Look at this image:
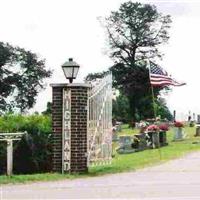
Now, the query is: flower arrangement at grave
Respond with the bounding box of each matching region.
[145,124,160,148]
[146,124,160,132]
[174,121,184,128]
[139,121,149,133]
[158,124,169,131]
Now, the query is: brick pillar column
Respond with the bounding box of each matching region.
[51,83,91,173]
[52,86,63,172]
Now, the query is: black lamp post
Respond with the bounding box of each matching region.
[62,58,80,83]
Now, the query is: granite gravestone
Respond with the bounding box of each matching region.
[195,114,200,136]
[117,136,135,154]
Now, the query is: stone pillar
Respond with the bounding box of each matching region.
[51,83,90,173]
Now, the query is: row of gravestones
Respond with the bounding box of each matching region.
[112,114,200,155]
[195,115,200,136]
[114,125,200,154]
[114,131,168,154]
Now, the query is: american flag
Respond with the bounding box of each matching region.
[149,62,186,87]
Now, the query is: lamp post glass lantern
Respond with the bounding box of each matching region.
[62,58,80,83]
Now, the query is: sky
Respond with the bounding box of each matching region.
[0,0,200,120]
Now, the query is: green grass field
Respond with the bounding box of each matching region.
[1,125,200,185]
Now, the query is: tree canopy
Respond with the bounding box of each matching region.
[0,42,52,113]
[86,1,172,121]
[104,1,171,65]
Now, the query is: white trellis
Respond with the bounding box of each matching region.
[87,73,112,166]
[0,132,26,175]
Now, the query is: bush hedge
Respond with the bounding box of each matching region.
[0,114,52,174]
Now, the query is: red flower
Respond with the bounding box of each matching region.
[146,124,159,132]
[174,121,184,127]
[159,124,169,131]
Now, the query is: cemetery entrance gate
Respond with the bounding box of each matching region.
[87,73,113,166]
[51,73,112,173]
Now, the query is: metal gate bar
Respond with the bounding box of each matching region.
[87,73,112,166]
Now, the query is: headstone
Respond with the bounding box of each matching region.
[119,136,132,147]
[159,131,168,146]
[146,132,160,148]
[116,125,122,132]
[193,113,196,122]
[116,136,135,154]
[152,132,160,148]
[135,122,140,129]
[195,124,200,137]
[173,127,184,141]
[112,127,118,141]
[195,115,200,136]
[133,133,148,150]
[116,122,122,132]
[197,115,200,124]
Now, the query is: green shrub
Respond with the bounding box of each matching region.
[0,114,52,174]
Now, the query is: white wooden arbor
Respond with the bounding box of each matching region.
[0,132,26,176]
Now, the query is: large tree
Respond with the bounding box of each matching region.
[86,2,172,121]
[106,2,171,117]
[0,42,52,113]
[104,1,171,65]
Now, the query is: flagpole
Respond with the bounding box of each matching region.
[147,60,157,119]
[151,86,157,119]
[147,60,161,160]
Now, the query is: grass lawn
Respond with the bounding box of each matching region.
[1,125,200,185]
[90,125,200,175]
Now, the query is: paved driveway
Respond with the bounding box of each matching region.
[1,152,200,199]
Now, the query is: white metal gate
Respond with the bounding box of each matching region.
[87,73,113,166]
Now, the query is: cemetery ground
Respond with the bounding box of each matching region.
[1,125,200,185]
